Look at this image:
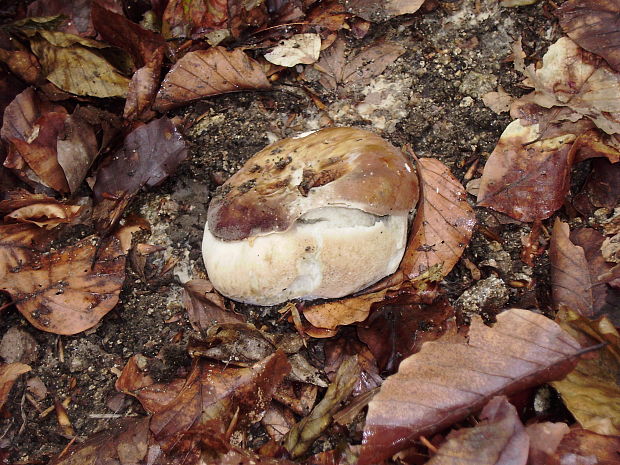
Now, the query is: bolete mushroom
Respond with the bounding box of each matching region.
[202,127,419,306]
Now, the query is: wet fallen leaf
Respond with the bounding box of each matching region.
[552,427,620,465]
[477,119,578,222]
[0,233,126,335]
[93,117,188,204]
[154,47,271,111]
[1,87,70,192]
[315,37,405,92]
[426,396,529,465]
[265,34,321,67]
[550,219,620,322]
[0,31,42,84]
[556,0,620,73]
[27,0,124,38]
[552,310,620,436]
[284,356,360,458]
[4,202,82,229]
[28,31,130,98]
[343,0,424,21]
[357,297,454,374]
[262,403,296,442]
[150,351,290,445]
[182,279,244,331]
[0,223,51,283]
[0,362,31,409]
[359,308,582,464]
[91,2,166,120]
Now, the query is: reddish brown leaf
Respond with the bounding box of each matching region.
[401,157,475,280]
[556,0,620,73]
[182,279,244,331]
[477,119,577,222]
[550,219,620,323]
[93,117,188,202]
[573,159,620,216]
[123,48,165,121]
[426,396,529,465]
[303,289,388,330]
[27,0,124,38]
[552,427,620,465]
[0,234,126,335]
[359,308,582,464]
[150,351,290,443]
[162,0,229,38]
[324,331,382,395]
[525,422,570,465]
[357,297,454,374]
[48,417,151,465]
[0,362,31,409]
[1,87,70,192]
[154,47,271,111]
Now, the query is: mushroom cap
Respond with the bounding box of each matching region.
[207,127,419,241]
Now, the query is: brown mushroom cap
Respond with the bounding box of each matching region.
[207,127,419,241]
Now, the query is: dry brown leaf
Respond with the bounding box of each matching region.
[550,219,620,322]
[426,396,529,465]
[552,310,620,436]
[315,37,405,92]
[150,351,290,445]
[0,223,51,284]
[0,362,31,409]
[56,112,98,193]
[359,308,582,465]
[28,32,130,98]
[0,234,126,335]
[0,189,84,229]
[552,427,620,465]
[401,157,476,280]
[26,0,124,38]
[556,0,620,73]
[182,279,244,331]
[1,87,70,192]
[303,289,388,330]
[477,119,578,222]
[522,37,620,135]
[343,0,424,21]
[153,47,271,111]
[525,422,570,465]
[550,219,594,317]
[265,34,321,67]
[482,87,513,114]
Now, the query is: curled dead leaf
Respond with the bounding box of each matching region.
[0,362,31,409]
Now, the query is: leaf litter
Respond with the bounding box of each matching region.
[0,0,619,464]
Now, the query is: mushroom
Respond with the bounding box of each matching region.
[202,127,419,306]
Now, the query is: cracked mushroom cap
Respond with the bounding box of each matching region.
[203,127,419,306]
